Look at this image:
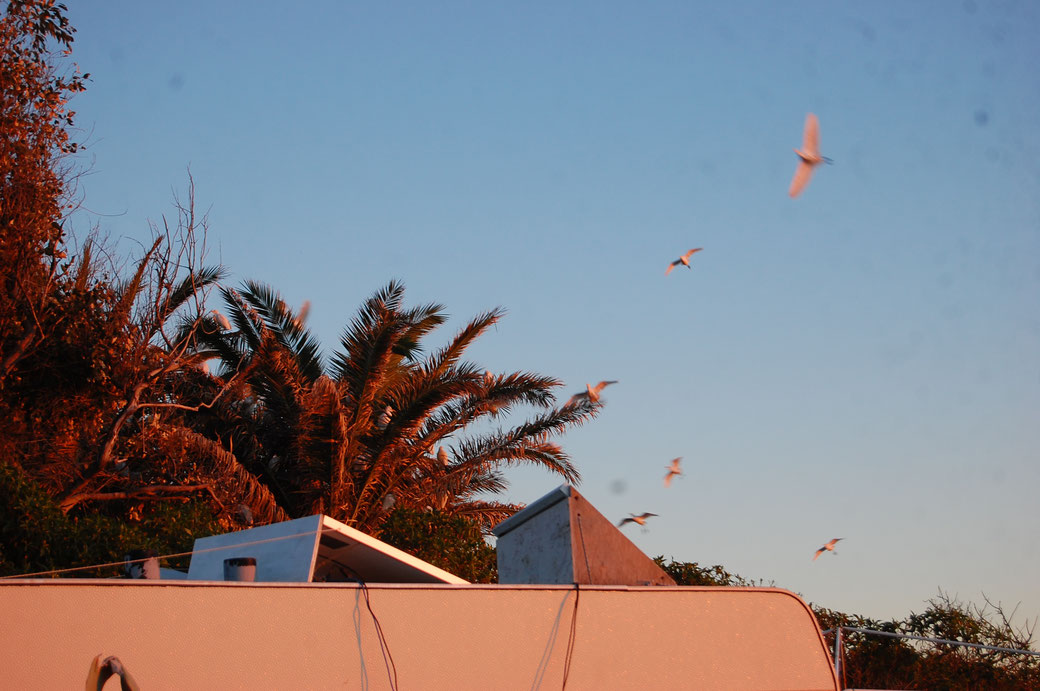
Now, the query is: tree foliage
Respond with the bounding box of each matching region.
[817,593,1039,690]
[0,0,86,385]
[195,279,602,534]
[379,506,497,583]
[658,557,1039,689]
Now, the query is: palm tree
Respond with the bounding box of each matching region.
[207,280,600,534]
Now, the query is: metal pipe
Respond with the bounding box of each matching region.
[837,625,1040,657]
[834,625,842,683]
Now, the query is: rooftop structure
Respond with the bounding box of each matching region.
[186,513,466,584]
[493,484,675,586]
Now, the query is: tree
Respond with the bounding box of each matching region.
[0,0,86,385]
[200,280,602,534]
[661,557,1039,689]
[379,507,497,583]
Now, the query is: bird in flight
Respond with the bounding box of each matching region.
[568,380,618,405]
[789,113,832,198]
[813,538,843,561]
[618,512,658,529]
[665,248,703,275]
[664,458,682,487]
[291,300,311,330]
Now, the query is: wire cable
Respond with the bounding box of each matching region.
[358,579,399,691]
[561,582,580,689]
[0,526,337,579]
[335,563,398,691]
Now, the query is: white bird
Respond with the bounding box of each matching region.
[664,458,682,487]
[292,300,311,329]
[618,512,657,529]
[568,380,618,405]
[437,446,450,467]
[789,113,832,198]
[212,310,231,331]
[382,492,396,512]
[813,537,843,561]
[665,248,703,276]
[234,504,254,526]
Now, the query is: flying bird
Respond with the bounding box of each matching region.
[664,458,682,487]
[291,300,311,329]
[665,248,703,275]
[568,380,618,405]
[789,113,832,198]
[618,512,658,529]
[813,538,843,561]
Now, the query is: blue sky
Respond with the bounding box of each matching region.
[65,1,1038,624]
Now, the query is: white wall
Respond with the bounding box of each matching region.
[1,581,838,690]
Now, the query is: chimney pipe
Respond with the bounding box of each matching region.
[223,557,257,582]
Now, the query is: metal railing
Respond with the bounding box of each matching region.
[822,625,1040,687]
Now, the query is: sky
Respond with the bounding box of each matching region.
[64,1,1039,625]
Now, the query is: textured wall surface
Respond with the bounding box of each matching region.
[1,581,837,690]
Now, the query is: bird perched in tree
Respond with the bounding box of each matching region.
[234,504,254,526]
[618,512,657,529]
[813,537,843,561]
[665,248,703,275]
[568,380,618,405]
[382,492,396,512]
[376,405,393,430]
[664,458,682,487]
[212,310,231,331]
[437,446,450,467]
[789,113,832,198]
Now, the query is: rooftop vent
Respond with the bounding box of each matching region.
[187,514,467,584]
[492,485,675,586]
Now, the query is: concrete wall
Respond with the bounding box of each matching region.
[494,485,675,586]
[0,580,838,690]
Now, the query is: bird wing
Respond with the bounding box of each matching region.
[789,160,815,198]
[618,517,633,527]
[684,248,703,260]
[664,472,673,488]
[813,548,824,561]
[665,260,678,275]
[594,380,618,392]
[802,113,819,156]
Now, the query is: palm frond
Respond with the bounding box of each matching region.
[112,237,162,324]
[166,428,289,525]
[164,264,227,319]
[422,308,504,378]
